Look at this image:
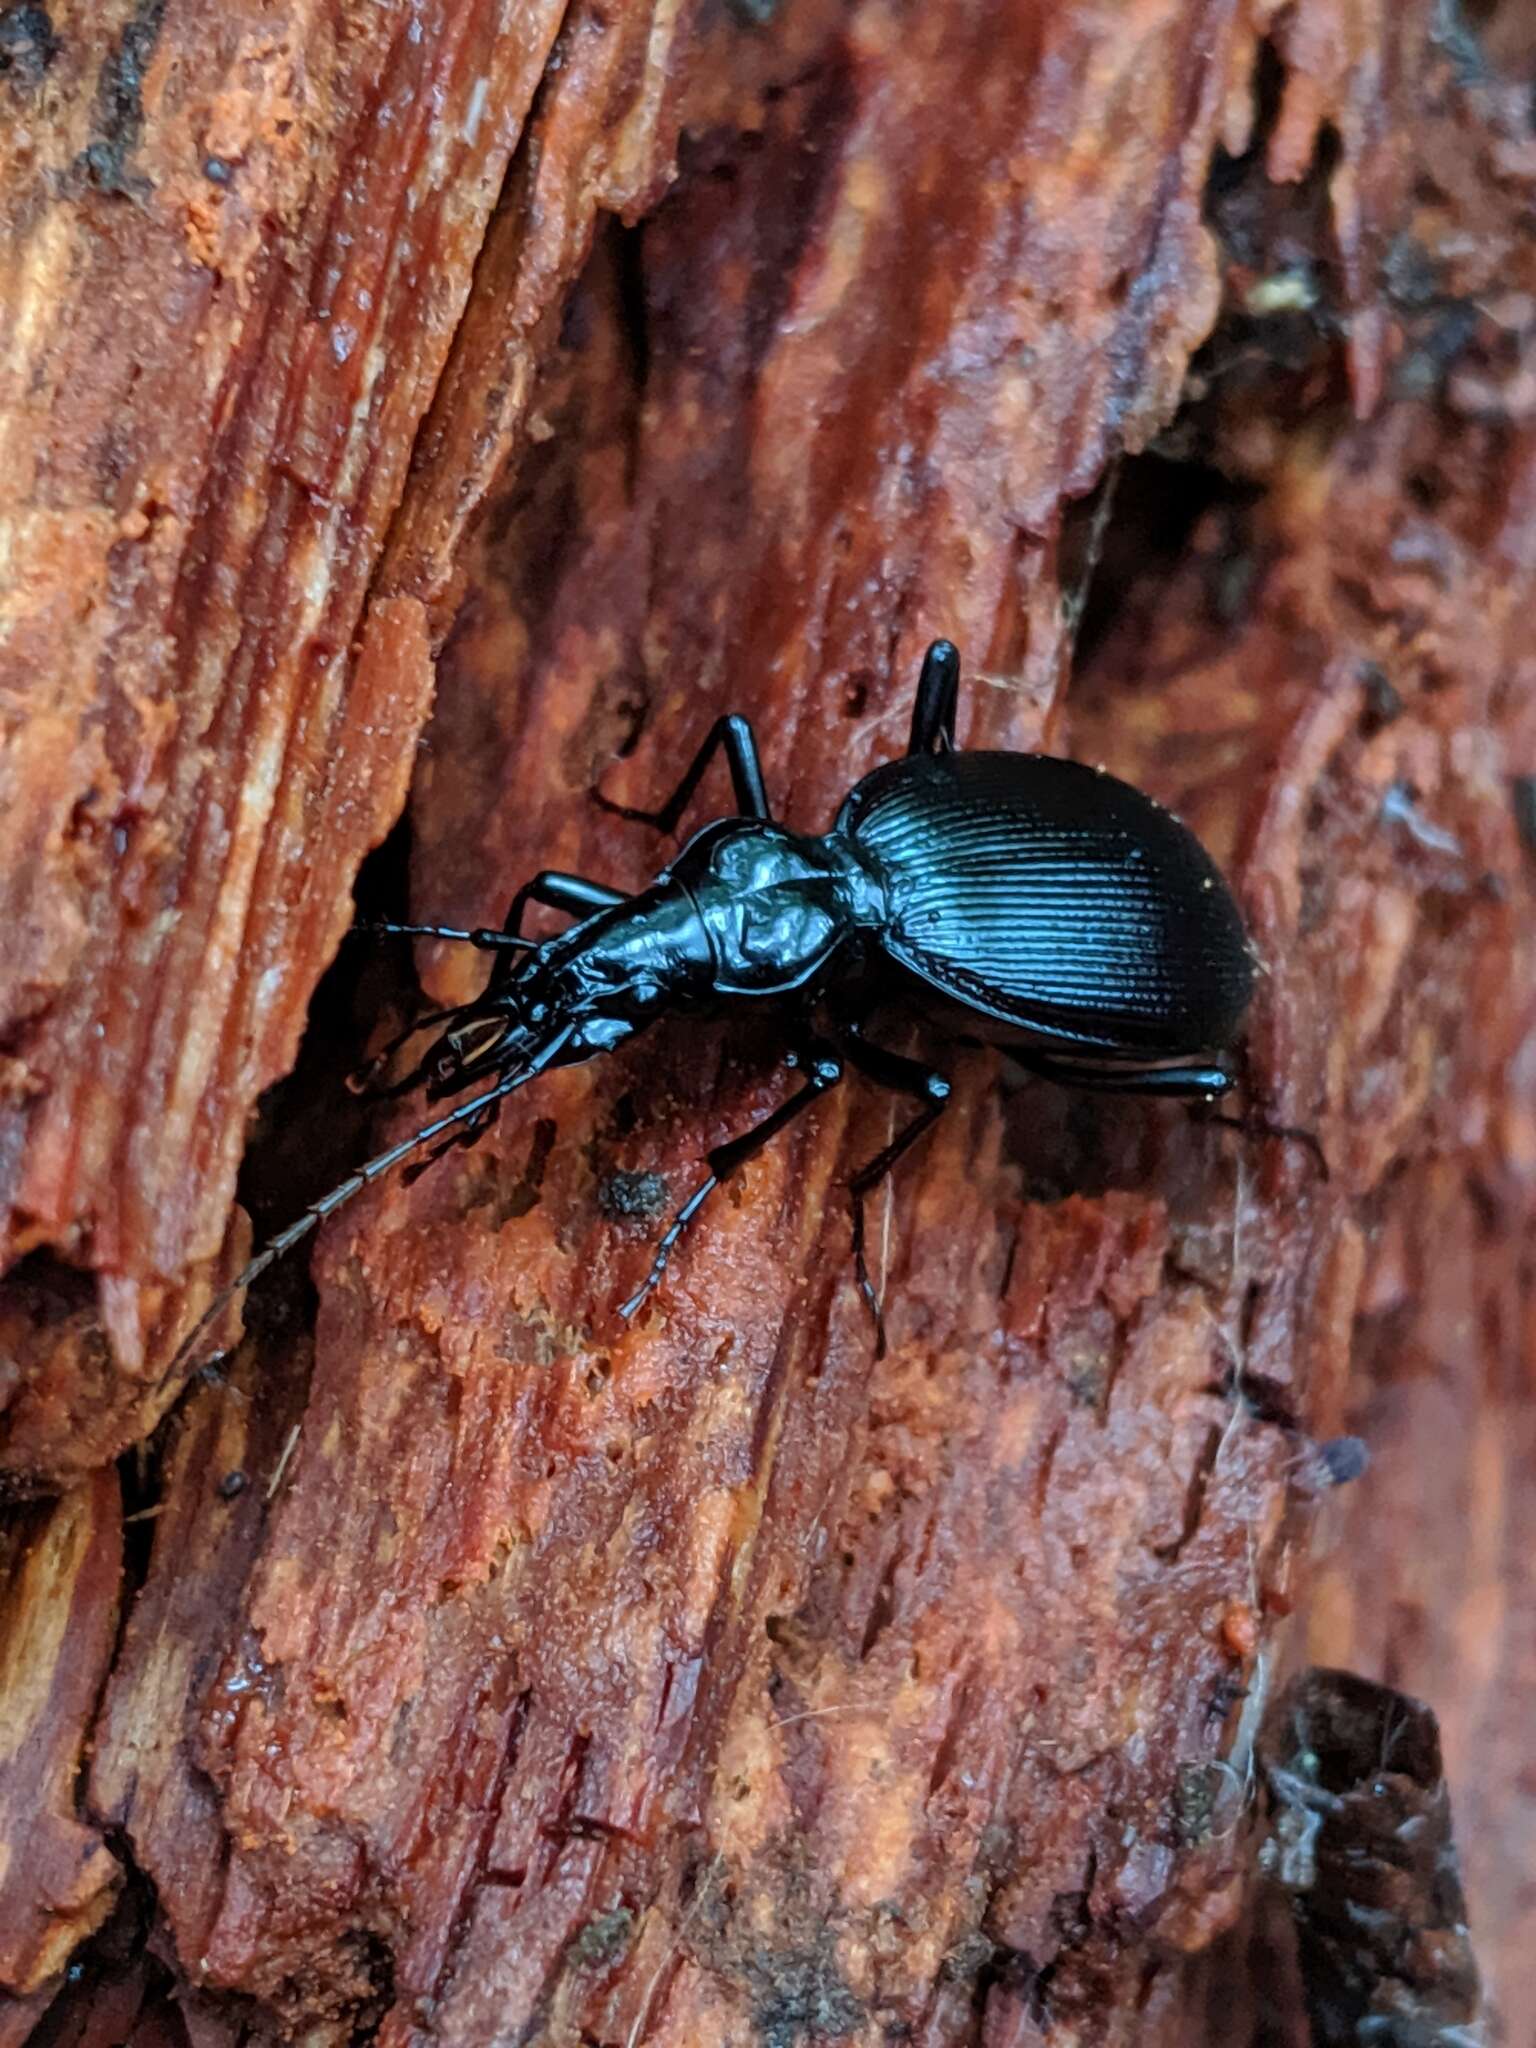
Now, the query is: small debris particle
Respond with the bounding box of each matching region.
[569,1906,635,1968]
[597,1169,669,1222]
[1205,1677,1248,1726]
[1380,780,1463,858]
[939,1930,996,1983]
[1358,661,1404,730]
[1220,1600,1259,1659]
[266,1421,301,1501]
[0,3,60,89]
[218,1469,248,1499]
[1305,1434,1369,1491]
[747,1940,864,2048]
[1244,269,1318,316]
[1174,1761,1223,1846]
[73,0,166,197]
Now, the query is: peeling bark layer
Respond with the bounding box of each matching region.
[3,0,1534,2040]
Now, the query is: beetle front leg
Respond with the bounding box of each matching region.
[354,869,628,983]
[353,918,537,953]
[595,713,772,833]
[490,872,629,987]
[617,1038,842,1319]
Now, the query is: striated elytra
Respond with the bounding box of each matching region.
[181,641,1256,1362]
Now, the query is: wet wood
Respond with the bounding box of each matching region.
[2,0,1533,2040]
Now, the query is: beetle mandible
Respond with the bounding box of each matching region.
[191,640,1255,1358]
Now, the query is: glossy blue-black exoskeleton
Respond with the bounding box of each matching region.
[200,641,1255,1354]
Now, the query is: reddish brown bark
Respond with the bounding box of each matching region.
[0,1472,121,2004]
[0,0,675,1483]
[2,0,1533,2042]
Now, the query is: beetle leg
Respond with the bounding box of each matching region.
[356,872,627,981]
[491,872,629,987]
[353,919,538,953]
[1011,1053,1237,1098]
[838,1034,952,1357]
[617,1040,842,1319]
[905,639,962,756]
[1010,1055,1327,1171]
[594,714,771,834]
[1195,1041,1329,1174]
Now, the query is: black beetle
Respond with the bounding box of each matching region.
[185,640,1255,1358]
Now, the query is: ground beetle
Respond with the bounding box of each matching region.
[188,641,1255,1358]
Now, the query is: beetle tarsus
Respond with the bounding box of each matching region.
[618,1172,719,1318]
[849,1188,889,1360]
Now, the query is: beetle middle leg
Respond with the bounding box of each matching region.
[838,1032,952,1356]
[617,1038,843,1319]
[595,713,771,833]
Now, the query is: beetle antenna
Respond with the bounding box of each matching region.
[163,1026,575,1390]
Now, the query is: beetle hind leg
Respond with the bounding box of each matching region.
[1010,1052,1238,1098]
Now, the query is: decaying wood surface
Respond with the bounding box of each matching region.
[2,0,1534,2041]
[0,0,690,1482]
